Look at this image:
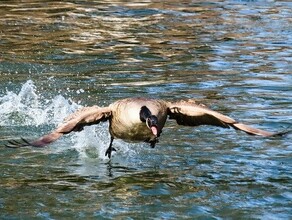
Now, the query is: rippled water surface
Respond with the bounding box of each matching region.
[0,0,291,219]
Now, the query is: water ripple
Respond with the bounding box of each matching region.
[0,1,291,219]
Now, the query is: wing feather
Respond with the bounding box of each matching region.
[168,100,276,137]
[5,106,112,148]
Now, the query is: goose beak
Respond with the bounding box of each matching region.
[146,116,159,137]
[150,126,158,137]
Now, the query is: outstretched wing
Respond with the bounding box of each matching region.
[167,100,277,137]
[6,106,112,148]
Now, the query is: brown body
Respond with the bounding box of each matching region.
[109,98,168,142]
[6,97,283,158]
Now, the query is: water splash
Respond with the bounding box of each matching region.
[0,80,45,126]
[0,80,135,160]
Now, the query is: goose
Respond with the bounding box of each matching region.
[6,97,283,158]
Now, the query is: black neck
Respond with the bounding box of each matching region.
[139,106,152,122]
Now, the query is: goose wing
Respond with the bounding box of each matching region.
[167,100,276,137]
[6,106,112,148]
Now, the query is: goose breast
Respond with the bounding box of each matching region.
[109,98,168,141]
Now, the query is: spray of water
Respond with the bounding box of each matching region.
[0,80,136,160]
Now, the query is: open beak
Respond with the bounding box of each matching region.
[150,126,158,137]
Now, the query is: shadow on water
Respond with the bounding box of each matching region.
[0,0,291,219]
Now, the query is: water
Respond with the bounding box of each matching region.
[0,0,291,219]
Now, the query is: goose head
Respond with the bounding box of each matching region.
[146,115,158,136]
[140,106,158,136]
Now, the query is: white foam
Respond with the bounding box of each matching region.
[0,80,135,160]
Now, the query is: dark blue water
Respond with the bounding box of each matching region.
[0,0,291,219]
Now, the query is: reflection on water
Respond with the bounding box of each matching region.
[0,0,291,219]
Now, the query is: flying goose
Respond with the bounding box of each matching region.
[6,97,282,158]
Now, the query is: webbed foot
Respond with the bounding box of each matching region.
[105,136,115,159]
[150,138,158,148]
[105,146,116,158]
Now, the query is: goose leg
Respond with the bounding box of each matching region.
[149,138,158,148]
[150,141,156,148]
[105,136,116,159]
